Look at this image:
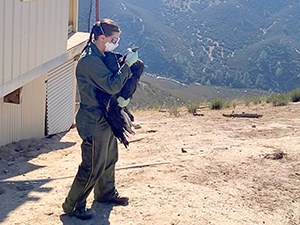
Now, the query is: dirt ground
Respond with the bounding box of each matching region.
[0,103,299,225]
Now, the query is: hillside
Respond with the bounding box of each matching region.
[128,74,269,108]
[0,102,299,224]
[79,0,300,92]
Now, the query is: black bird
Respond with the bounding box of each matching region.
[97,51,144,148]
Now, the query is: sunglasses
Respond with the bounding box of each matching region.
[99,24,120,44]
[110,37,120,44]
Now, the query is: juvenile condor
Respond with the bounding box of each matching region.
[96,51,144,148]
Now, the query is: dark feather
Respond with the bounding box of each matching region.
[100,51,144,148]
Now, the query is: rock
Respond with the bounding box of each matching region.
[16,183,35,191]
[0,186,6,195]
[181,148,187,153]
[193,112,204,116]
[146,130,157,133]
[7,161,14,166]
[133,124,142,129]
[264,152,286,160]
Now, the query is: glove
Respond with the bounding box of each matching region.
[125,48,138,67]
[117,96,130,107]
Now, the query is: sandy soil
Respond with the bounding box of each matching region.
[0,103,299,225]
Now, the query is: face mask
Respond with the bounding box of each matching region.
[105,42,119,52]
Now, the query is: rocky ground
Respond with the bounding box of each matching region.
[0,103,299,225]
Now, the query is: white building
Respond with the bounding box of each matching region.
[0,0,89,146]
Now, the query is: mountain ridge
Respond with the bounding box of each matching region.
[78,0,300,92]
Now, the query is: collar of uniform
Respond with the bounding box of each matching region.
[90,42,105,60]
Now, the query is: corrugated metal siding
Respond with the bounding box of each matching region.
[0,2,4,86]
[46,60,76,135]
[0,0,69,86]
[0,75,46,147]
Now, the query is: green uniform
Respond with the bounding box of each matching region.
[62,43,131,214]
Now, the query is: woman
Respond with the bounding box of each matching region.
[62,18,139,220]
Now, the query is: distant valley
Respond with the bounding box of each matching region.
[78,0,300,92]
[129,73,269,108]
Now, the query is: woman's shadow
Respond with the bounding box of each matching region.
[60,202,114,225]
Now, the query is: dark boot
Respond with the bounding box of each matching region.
[72,207,95,220]
[67,200,95,220]
[96,194,129,206]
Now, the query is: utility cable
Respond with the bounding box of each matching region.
[88,0,93,32]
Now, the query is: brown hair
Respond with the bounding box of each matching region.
[82,18,120,53]
[100,18,120,36]
[93,18,120,40]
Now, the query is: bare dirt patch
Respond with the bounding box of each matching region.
[0,103,299,225]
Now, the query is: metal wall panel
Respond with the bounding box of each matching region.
[0,75,46,147]
[3,0,13,83]
[0,0,69,86]
[12,1,21,78]
[0,1,4,85]
[46,60,75,135]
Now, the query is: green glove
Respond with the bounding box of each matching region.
[117,96,130,107]
[125,48,138,67]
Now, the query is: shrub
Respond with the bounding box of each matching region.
[210,99,224,110]
[168,106,181,117]
[243,96,264,106]
[231,101,237,109]
[267,93,290,106]
[244,97,252,107]
[252,97,263,105]
[186,102,199,114]
[291,88,300,102]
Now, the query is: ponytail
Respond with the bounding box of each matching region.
[81,23,100,54]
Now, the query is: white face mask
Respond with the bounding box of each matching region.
[105,41,119,52]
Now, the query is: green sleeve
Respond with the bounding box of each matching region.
[80,55,131,95]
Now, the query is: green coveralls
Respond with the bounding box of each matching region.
[62,43,131,213]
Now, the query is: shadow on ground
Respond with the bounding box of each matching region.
[0,133,76,223]
[60,202,114,225]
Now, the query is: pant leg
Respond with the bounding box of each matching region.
[62,117,113,213]
[94,132,119,201]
